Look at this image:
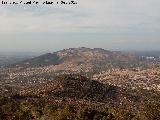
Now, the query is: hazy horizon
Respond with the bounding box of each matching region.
[1,47,160,56]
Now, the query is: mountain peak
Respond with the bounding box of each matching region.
[12,47,137,67]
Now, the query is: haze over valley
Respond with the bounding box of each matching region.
[1,0,160,119]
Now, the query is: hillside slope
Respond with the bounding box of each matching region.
[12,47,137,67]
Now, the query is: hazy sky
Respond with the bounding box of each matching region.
[0,0,160,52]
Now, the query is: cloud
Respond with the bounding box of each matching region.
[0,0,160,51]
[1,0,160,33]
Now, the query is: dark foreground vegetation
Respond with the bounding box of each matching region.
[0,95,160,120]
[1,74,160,120]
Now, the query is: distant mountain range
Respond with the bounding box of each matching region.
[12,47,138,67]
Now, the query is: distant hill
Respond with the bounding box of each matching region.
[12,47,137,67]
[12,53,61,67]
[134,51,160,57]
